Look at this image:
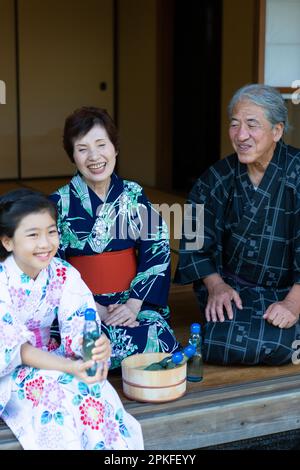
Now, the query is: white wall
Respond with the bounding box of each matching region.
[265,0,300,86]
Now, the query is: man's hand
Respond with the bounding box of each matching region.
[263,301,299,328]
[203,273,243,322]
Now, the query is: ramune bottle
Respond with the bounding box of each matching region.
[143,345,196,370]
[171,345,196,367]
[82,308,100,376]
[187,323,203,382]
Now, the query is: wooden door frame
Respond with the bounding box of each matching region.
[155,0,174,192]
[256,0,266,83]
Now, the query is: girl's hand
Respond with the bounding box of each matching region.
[70,358,108,384]
[263,301,299,328]
[105,303,139,327]
[78,333,111,362]
[77,333,111,382]
[91,333,111,362]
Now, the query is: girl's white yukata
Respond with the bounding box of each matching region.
[0,255,143,450]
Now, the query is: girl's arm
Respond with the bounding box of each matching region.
[21,342,74,373]
[21,341,108,384]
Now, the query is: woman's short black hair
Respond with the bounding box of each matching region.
[63,106,119,162]
[0,188,57,260]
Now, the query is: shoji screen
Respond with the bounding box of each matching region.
[18,0,114,178]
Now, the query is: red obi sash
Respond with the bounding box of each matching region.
[68,248,137,294]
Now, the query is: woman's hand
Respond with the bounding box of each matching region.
[95,301,110,322]
[263,301,299,328]
[105,300,140,327]
[70,357,108,384]
[204,274,243,322]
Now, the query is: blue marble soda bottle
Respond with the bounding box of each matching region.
[187,323,203,382]
[82,308,100,376]
[144,345,196,370]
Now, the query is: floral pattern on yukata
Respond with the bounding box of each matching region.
[0,255,143,449]
[50,173,180,367]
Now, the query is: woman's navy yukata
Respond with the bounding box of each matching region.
[50,173,179,369]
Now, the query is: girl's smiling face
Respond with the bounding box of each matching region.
[1,210,59,279]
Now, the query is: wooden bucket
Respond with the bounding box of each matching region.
[121,352,186,403]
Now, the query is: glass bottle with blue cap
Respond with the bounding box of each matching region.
[82,308,101,376]
[187,322,203,382]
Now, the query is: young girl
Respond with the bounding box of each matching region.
[0,188,143,450]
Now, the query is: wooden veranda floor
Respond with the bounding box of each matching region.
[2,285,300,450]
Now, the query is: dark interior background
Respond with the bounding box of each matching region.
[172,0,222,192]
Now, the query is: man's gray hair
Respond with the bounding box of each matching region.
[228,83,289,133]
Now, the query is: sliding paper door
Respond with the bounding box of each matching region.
[18,0,114,177]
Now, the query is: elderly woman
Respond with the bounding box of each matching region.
[49,106,179,369]
[175,84,300,365]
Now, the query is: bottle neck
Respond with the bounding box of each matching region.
[190,334,201,350]
[84,320,99,331]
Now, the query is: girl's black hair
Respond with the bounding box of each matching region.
[0,188,57,261]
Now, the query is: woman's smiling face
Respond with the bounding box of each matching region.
[73,124,117,189]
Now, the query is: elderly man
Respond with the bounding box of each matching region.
[175,84,300,365]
